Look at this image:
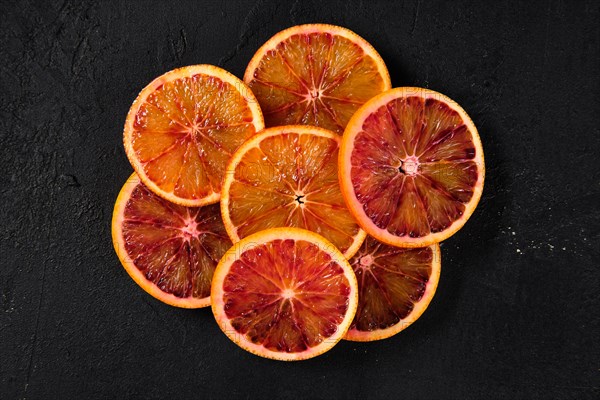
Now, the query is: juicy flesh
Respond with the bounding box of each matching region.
[350,237,432,332]
[131,74,258,200]
[121,182,232,299]
[228,132,362,254]
[223,239,351,353]
[248,32,387,133]
[351,97,480,238]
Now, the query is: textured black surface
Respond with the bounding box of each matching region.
[1,0,599,399]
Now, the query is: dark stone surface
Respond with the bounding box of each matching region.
[1,0,598,398]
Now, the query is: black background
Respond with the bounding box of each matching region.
[1,0,599,399]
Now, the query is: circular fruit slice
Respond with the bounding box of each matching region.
[345,236,440,341]
[221,125,366,258]
[211,227,358,360]
[340,87,485,247]
[124,65,264,207]
[112,173,232,308]
[244,24,391,134]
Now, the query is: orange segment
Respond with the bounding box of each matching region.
[340,87,485,248]
[211,228,358,360]
[345,237,441,341]
[221,125,366,258]
[124,65,264,207]
[111,173,232,308]
[245,24,391,133]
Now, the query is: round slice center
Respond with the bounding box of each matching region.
[359,254,374,267]
[181,218,200,237]
[281,288,296,299]
[399,156,420,176]
[294,192,306,206]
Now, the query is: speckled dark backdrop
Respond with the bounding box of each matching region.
[1,0,599,399]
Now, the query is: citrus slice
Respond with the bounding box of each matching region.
[211,227,358,360]
[345,236,440,341]
[244,24,391,133]
[111,173,232,308]
[340,87,485,247]
[221,125,366,258]
[123,65,264,207]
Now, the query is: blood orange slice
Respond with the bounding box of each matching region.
[111,173,232,308]
[345,237,440,341]
[211,227,358,360]
[221,125,366,258]
[244,24,391,133]
[123,65,264,207]
[340,87,485,247]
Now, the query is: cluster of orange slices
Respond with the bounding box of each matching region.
[112,24,484,361]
